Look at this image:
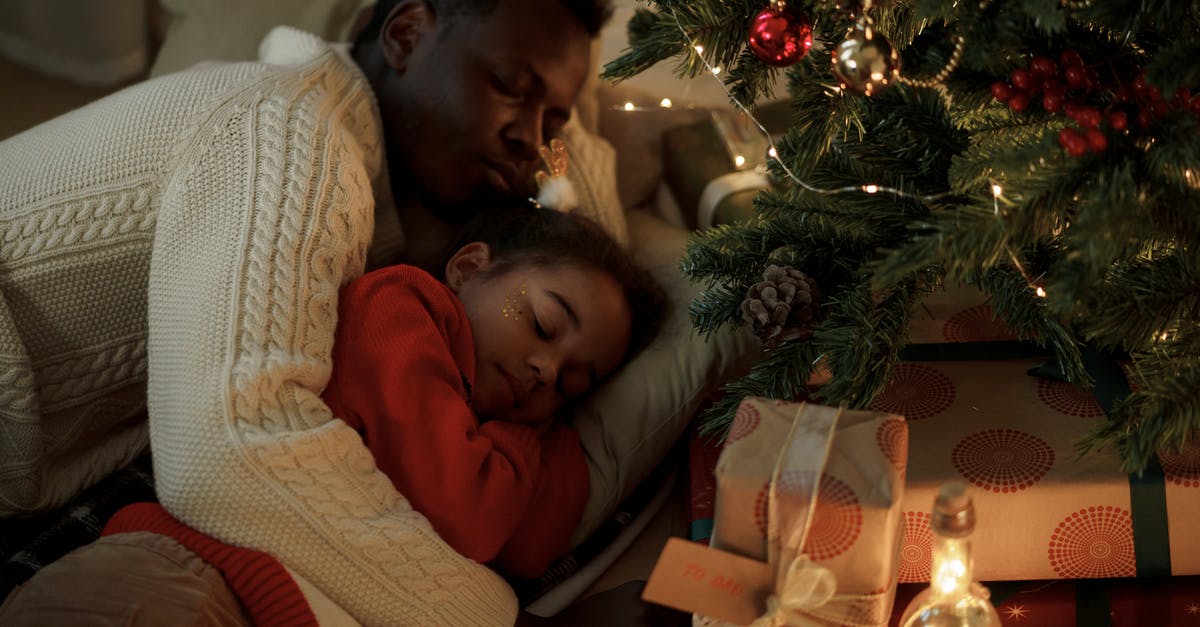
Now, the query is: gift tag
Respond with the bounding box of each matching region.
[642,537,773,625]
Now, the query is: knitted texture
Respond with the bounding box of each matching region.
[103,502,318,627]
[560,116,629,247]
[146,28,516,626]
[0,55,267,515]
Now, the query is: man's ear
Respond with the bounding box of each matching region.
[445,242,493,293]
[379,0,437,73]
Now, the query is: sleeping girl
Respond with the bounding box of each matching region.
[0,204,666,626]
[320,203,666,579]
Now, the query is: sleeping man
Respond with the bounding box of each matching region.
[0,0,692,624]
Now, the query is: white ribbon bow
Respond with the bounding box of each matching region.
[753,555,838,627]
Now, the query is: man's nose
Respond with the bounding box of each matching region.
[504,106,544,162]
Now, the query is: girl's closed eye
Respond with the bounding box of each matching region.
[533,315,551,340]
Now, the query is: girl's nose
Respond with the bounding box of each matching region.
[528,352,559,387]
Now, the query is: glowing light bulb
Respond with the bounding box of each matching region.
[623,101,635,112]
[768,147,778,158]
[694,45,704,54]
[711,66,722,75]
[660,98,673,108]
[734,155,746,168]
[991,184,1003,197]
[864,184,879,194]
[900,483,1000,627]
[1035,286,1047,298]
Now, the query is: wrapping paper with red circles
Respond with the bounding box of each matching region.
[884,285,1200,582]
[708,400,908,627]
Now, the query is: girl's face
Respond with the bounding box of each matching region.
[448,243,632,426]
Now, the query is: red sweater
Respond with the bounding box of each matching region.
[320,265,588,579]
[104,503,317,627]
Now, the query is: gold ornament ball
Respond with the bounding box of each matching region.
[832,25,900,96]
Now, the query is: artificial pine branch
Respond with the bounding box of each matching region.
[617,0,1200,470]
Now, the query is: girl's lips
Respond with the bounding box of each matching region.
[498,365,526,407]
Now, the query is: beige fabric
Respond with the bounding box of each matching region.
[150,0,374,77]
[0,53,271,515]
[560,114,628,247]
[596,83,712,212]
[146,27,516,626]
[0,532,250,626]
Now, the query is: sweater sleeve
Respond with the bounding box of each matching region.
[146,39,517,626]
[322,266,543,566]
[491,422,589,579]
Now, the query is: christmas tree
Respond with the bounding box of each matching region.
[603,0,1199,472]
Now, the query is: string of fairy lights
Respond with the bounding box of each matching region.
[605,6,1049,295]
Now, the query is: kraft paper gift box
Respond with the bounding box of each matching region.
[875,284,1200,583]
[683,399,909,626]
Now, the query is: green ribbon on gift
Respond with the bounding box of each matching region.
[1081,347,1173,578]
[901,341,1173,578]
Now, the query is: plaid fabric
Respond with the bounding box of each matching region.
[0,453,156,599]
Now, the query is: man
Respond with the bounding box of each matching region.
[352,0,600,266]
[1,0,692,623]
[0,0,603,515]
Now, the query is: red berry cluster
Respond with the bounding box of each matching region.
[990,50,1200,157]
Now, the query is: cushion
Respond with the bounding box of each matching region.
[595,82,712,213]
[569,210,760,544]
[559,115,628,247]
[149,0,373,77]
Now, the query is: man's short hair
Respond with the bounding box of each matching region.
[354,0,613,52]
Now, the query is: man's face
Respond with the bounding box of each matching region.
[380,0,592,219]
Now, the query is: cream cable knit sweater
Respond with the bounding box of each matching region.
[4,27,516,625]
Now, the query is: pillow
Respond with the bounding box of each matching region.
[149,0,373,77]
[569,210,760,544]
[559,115,629,247]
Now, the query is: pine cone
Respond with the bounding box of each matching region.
[740,264,823,346]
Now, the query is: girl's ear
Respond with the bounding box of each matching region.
[444,242,493,293]
[379,0,437,74]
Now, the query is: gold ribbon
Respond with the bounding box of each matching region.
[750,403,895,627]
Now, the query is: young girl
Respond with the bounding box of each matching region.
[1,205,664,625]
[320,203,665,581]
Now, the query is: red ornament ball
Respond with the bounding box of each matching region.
[747,5,813,67]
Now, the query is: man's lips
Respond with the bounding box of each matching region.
[483,160,518,193]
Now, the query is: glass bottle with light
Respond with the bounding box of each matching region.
[899,481,1002,627]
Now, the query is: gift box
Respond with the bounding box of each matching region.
[661,101,791,229]
[694,399,909,626]
[877,284,1200,583]
[889,575,1200,626]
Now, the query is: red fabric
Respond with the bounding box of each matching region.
[103,503,317,627]
[321,265,588,579]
